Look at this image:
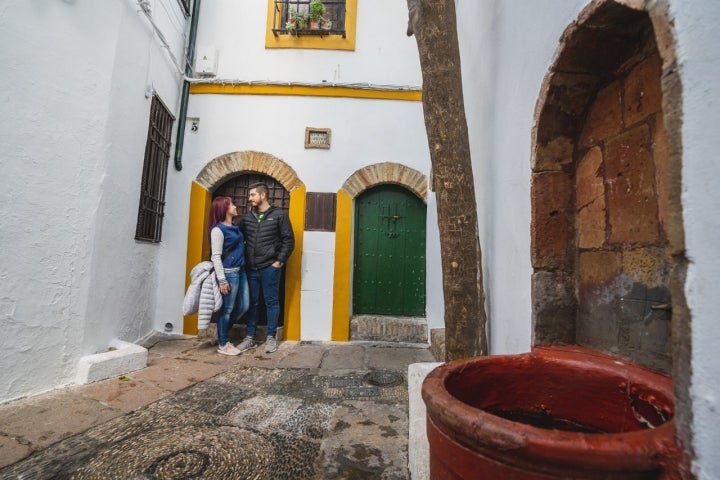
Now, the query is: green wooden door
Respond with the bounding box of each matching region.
[353,185,426,316]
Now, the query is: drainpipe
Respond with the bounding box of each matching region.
[174,0,202,171]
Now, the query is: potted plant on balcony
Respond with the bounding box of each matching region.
[308,0,326,29]
[285,8,308,35]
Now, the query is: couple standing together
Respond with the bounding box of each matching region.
[208,183,294,356]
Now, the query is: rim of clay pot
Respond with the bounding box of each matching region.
[422,345,677,471]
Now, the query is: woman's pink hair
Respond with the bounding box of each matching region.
[208,196,232,236]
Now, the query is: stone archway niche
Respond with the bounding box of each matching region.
[528,0,694,471]
[530,0,687,377]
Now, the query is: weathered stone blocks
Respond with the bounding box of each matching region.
[532,271,576,345]
[624,53,663,126]
[576,146,607,249]
[605,124,659,244]
[531,172,572,270]
[579,81,623,148]
[578,250,622,288]
[350,315,428,343]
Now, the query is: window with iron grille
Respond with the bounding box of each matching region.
[272,0,346,37]
[176,0,190,16]
[214,173,290,217]
[135,94,174,243]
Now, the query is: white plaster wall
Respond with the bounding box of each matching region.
[187,94,429,190]
[670,2,720,478]
[159,92,436,340]
[425,193,444,330]
[0,0,187,402]
[154,0,434,342]
[83,0,187,347]
[195,0,421,86]
[300,232,335,340]
[456,0,587,355]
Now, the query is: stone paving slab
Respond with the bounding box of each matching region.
[366,345,434,372]
[278,342,327,369]
[321,344,366,370]
[73,375,171,412]
[0,336,436,479]
[131,356,227,390]
[0,389,121,449]
[0,436,32,470]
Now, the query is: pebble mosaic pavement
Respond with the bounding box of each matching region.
[0,339,432,480]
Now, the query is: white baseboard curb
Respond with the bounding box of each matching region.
[408,362,442,480]
[76,339,148,385]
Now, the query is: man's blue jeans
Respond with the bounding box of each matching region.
[217,269,249,346]
[247,265,282,338]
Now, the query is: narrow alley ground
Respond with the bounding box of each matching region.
[0,332,435,479]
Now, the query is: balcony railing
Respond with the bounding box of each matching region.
[272,0,346,38]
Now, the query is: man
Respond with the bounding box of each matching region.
[236,182,294,354]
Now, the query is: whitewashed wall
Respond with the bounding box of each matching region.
[154,0,441,341]
[457,0,587,355]
[160,93,439,340]
[457,0,720,477]
[0,0,187,402]
[670,2,720,478]
[195,0,422,85]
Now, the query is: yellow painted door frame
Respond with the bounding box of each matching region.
[183,180,305,340]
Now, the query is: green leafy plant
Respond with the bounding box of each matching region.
[309,0,326,22]
[286,8,308,34]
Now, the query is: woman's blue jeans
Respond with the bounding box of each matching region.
[217,269,249,346]
[246,265,282,338]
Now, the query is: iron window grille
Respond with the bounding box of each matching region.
[272,0,346,37]
[213,174,291,215]
[135,94,175,243]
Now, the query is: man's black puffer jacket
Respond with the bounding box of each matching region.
[238,206,295,270]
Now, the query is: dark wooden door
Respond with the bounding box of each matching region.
[353,185,426,316]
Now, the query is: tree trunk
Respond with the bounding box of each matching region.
[407,0,488,360]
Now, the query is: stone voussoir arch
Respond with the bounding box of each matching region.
[331,162,429,342]
[341,162,428,202]
[195,150,303,193]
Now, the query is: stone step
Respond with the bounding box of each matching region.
[350,315,428,344]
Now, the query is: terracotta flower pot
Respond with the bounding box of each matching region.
[422,345,684,479]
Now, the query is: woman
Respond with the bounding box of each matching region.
[208,196,249,355]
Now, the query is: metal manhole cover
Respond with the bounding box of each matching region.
[363,371,404,388]
[343,386,380,398]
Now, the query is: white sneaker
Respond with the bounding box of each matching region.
[217,342,241,356]
[265,336,277,354]
[236,336,258,353]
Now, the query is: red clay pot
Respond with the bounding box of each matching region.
[422,345,684,479]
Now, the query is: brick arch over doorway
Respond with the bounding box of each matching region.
[331,162,429,340]
[184,151,306,340]
[530,0,691,462]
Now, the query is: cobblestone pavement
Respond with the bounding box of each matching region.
[0,332,435,479]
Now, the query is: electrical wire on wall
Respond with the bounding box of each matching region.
[136,0,188,75]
